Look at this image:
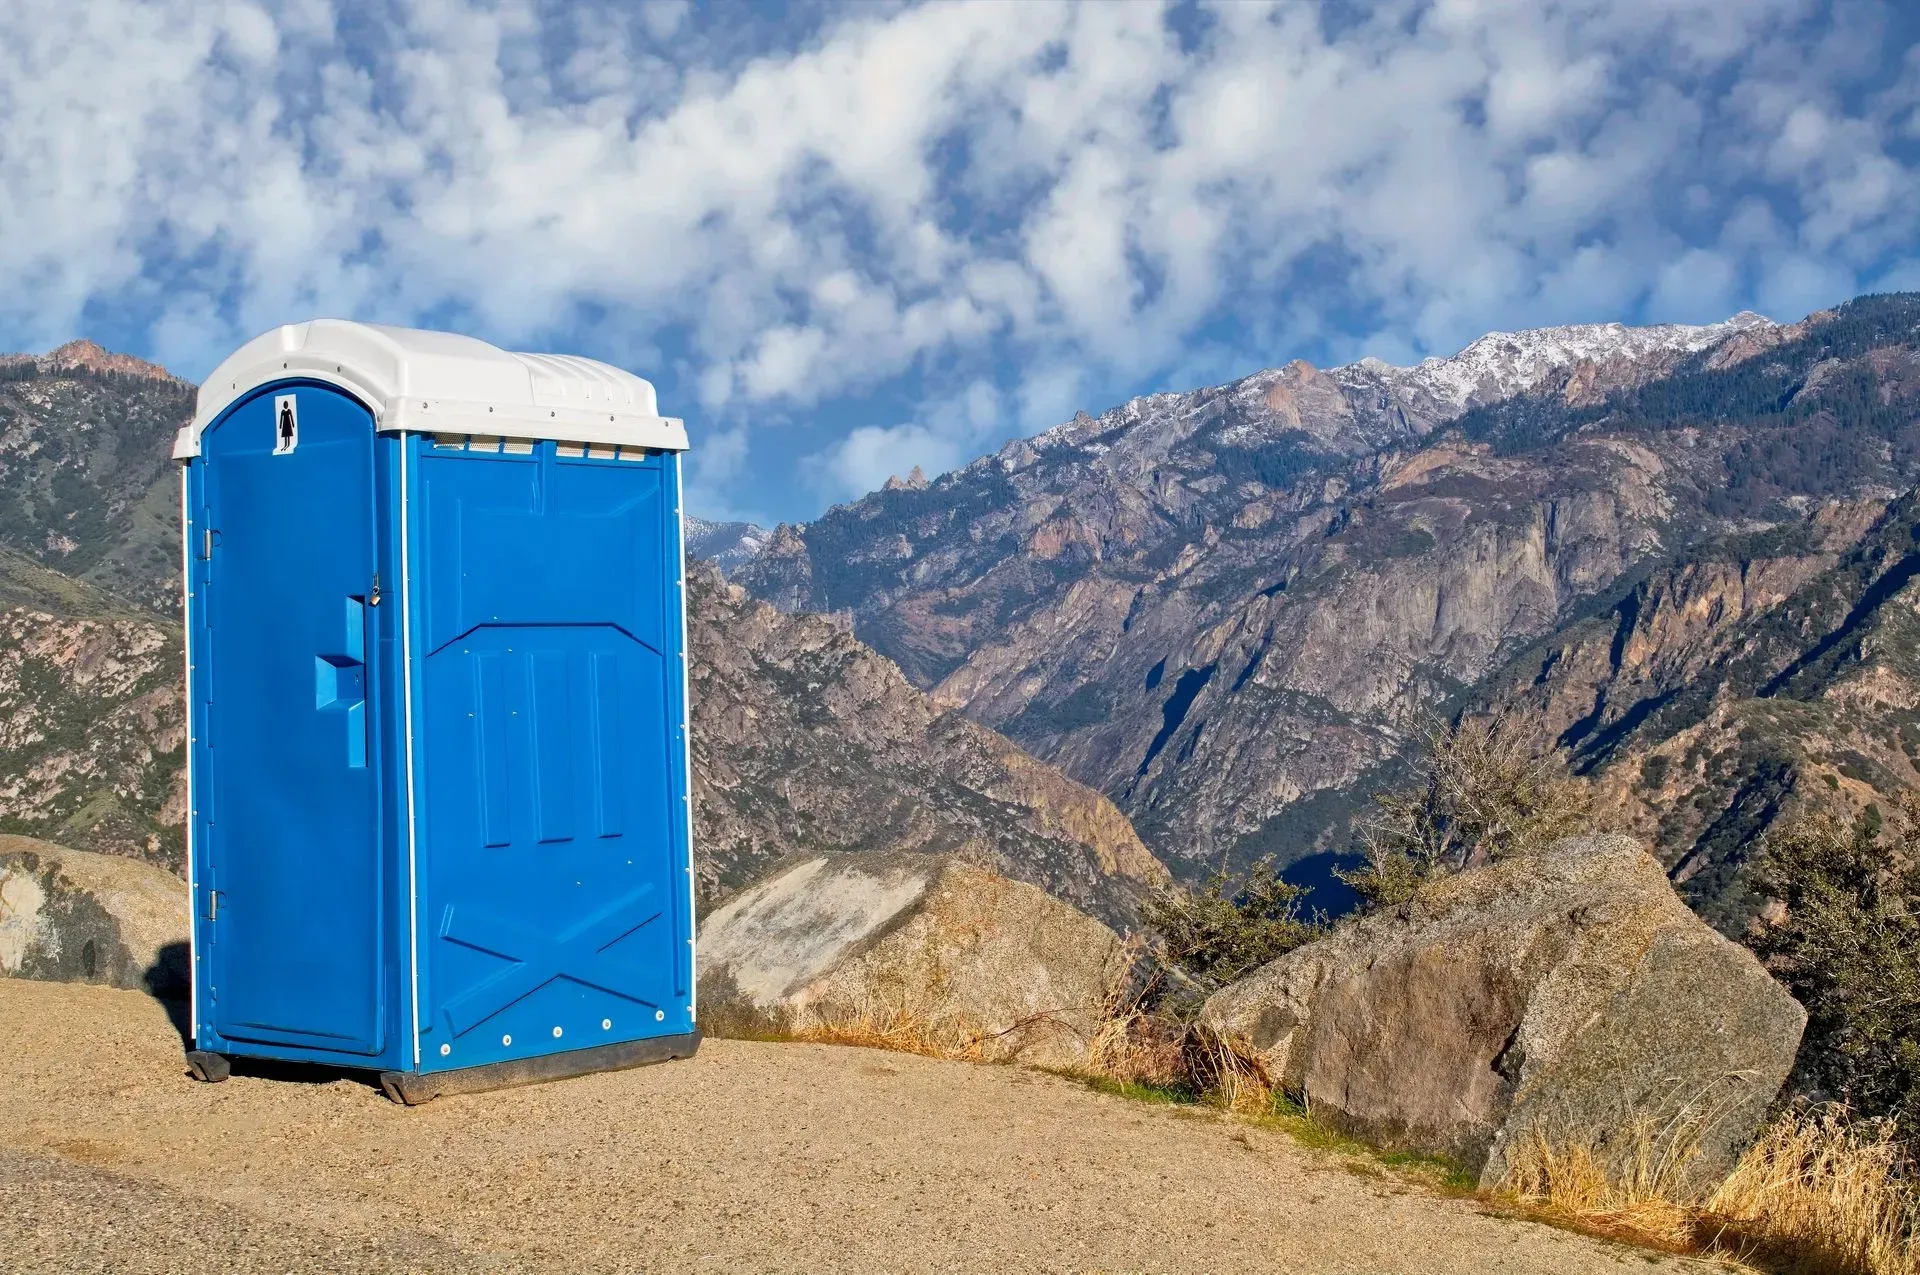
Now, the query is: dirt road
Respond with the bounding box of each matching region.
[0,980,1700,1273]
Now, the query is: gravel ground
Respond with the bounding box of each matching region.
[0,980,1708,1274]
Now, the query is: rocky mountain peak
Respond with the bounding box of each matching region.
[19,340,182,383]
[977,310,1790,480]
[1356,311,1778,417]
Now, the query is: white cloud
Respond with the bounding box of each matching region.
[811,421,968,505]
[683,421,757,523]
[1872,256,1920,293]
[638,1,689,44]
[3,0,1919,516]
[1758,253,1859,319]
[1649,248,1739,322]
[808,376,1006,505]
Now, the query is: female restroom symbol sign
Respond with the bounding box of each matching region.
[273,393,298,455]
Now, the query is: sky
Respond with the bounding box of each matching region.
[4,1,1920,527]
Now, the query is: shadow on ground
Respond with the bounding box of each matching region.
[141,940,383,1094]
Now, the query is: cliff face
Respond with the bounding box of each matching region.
[918,435,1676,875]
[737,296,1920,912]
[688,563,1167,928]
[0,607,185,869]
[1475,494,1920,930]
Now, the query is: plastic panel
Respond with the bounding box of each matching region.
[411,439,692,1072]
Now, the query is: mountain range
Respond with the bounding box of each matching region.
[736,294,1920,930]
[5,297,1918,935]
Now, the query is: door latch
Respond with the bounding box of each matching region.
[369,574,382,607]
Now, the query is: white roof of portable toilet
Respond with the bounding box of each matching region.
[173,320,688,458]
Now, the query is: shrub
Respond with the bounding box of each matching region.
[1754,794,1920,1156]
[1341,717,1594,910]
[1140,855,1324,992]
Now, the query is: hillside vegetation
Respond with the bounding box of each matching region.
[0,347,189,613]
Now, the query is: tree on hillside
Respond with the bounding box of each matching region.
[1340,717,1594,910]
[1755,793,1920,1155]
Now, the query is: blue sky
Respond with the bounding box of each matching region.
[4,0,1919,527]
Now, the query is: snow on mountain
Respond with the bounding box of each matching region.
[1014,309,1786,469]
[685,515,770,575]
[742,308,1792,584]
[1347,311,1777,416]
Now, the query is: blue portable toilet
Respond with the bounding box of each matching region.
[173,320,699,1102]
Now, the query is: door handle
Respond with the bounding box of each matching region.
[315,597,370,767]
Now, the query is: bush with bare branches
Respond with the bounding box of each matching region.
[1341,716,1593,910]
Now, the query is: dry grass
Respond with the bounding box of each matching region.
[1503,1127,1702,1251]
[1084,1006,1186,1088]
[1069,955,1282,1111]
[1178,1019,1276,1113]
[1702,1107,1919,1275]
[1505,1105,1919,1275]
[788,1005,990,1061]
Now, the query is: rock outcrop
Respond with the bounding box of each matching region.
[1197,835,1805,1192]
[697,852,1130,1066]
[33,340,183,384]
[0,835,188,993]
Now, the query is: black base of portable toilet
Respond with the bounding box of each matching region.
[376,1031,702,1104]
[184,1033,702,1104]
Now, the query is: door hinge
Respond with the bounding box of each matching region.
[203,890,222,921]
[198,529,218,560]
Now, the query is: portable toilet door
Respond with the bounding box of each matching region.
[175,321,700,1102]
